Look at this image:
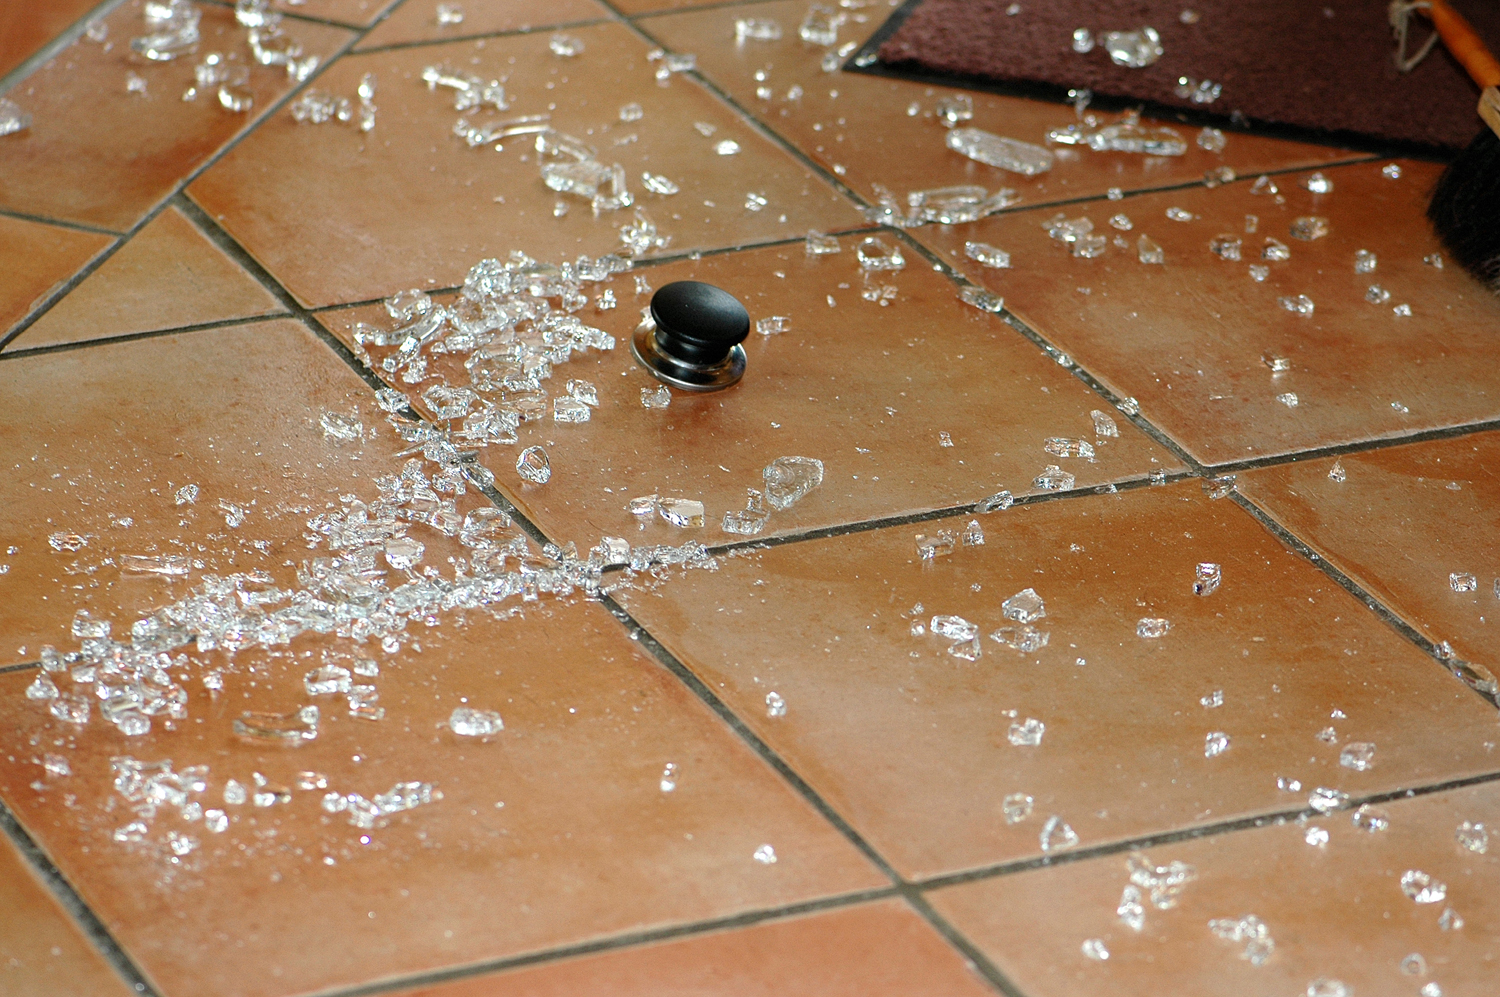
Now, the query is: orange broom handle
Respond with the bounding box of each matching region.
[1426,0,1500,88]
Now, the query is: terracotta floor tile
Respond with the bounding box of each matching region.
[928,780,1500,997]
[4,205,284,353]
[0,318,400,668]
[188,21,862,307]
[0,833,137,997]
[0,0,100,80]
[1238,431,1500,681]
[391,898,994,996]
[0,311,879,995]
[0,3,352,232]
[317,234,1181,547]
[618,480,1500,881]
[0,214,112,344]
[916,159,1500,468]
[0,599,880,997]
[355,0,611,51]
[642,0,1362,216]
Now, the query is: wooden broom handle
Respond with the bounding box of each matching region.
[1425,0,1500,88]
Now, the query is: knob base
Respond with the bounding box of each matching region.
[631,326,746,392]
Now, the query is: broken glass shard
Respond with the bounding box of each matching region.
[1305,825,1329,847]
[975,490,1014,513]
[1354,249,1377,273]
[946,128,1054,175]
[1044,438,1095,460]
[959,286,1004,313]
[0,97,32,137]
[1081,938,1109,961]
[1306,979,1350,997]
[1002,792,1033,824]
[756,315,790,336]
[964,241,1011,269]
[763,456,823,510]
[855,236,904,271]
[1033,465,1074,491]
[658,497,705,528]
[1166,207,1196,222]
[233,708,317,742]
[1438,907,1463,931]
[799,3,842,44]
[1103,26,1163,67]
[805,230,841,255]
[1039,815,1079,851]
[931,615,979,641]
[1278,295,1315,317]
[961,519,984,546]
[1302,172,1333,194]
[25,673,58,701]
[1118,884,1146,931]
[916,531,956,560]
[1351,804,1389,832]
[320,411,362,441]
[304,664,352,696]
[1308,786,1349,814]
[1072,28,1095,53]
[1192,562,1222,596]
[1001,588,1045,623]
[1339,741,1376,771]
[553,397,591,423]
[516,446,551,484]
[1137,235,1164,265]
[1008,718,1045,746]
[449,707,503,736]
[1208,914,1274,965]
[765,691,787,717]
[1290,216,1330,241]
[1204,731,1230,757]
[989,624,1049,653]
[1401,870,1446,904]
[1201,689,1224,708]
[549,33,584,57]
[1137,617,1170,639]
[1450,572,1477,592]
[735,17,781,42]
[753,843,778,864]
[1203,475,1236,499]
[1276,392,1299,408]
[1456,820,1488,854]
[1210,235,1242,261]
[641,384,672,409]
[1393,303,1412,317]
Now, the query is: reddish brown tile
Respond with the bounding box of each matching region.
[0,214,113,343]
[0,0,101,79]
[929,780,1500,997]
[391,898,994,997]
[918,159,1500,467]
[1238,431,1500,683]
[317,234,1181,547]
[0,833,136,997]
[0,600,880,997]
[188,21,863,307]
[643,0,1363,213]
[618,480,1500,881]
[356,0,611,51]
[0,318,397,668]
[0,2,351,232]
[4,205,283,352]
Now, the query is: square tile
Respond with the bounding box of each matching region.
[1238,431,1500,682]
[188,21,863,307]
[317,234,1180,547]
[0,833,136,997]
[0,2,352,232]
[917,159,1500,467]
[0,322,880,997]
[355,0,611,51]
[642,0,1363,213]
[0,0,101,79]
[390,898,995,996]
[0,214,113,344]
[618,480,1500,880]
[928,780,1500,997]
[4,205,283,353]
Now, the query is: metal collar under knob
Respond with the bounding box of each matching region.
[631,280,749,392]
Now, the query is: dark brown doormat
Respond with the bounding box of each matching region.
[862,0,1500,157]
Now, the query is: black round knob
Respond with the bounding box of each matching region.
[649,281,750,366]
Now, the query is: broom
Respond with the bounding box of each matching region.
[1416,0,1500,288]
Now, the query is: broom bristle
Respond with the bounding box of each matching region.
[1428,127,1500,291]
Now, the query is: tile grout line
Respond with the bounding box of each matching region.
[0,312,293,362]
[0,206,125,237]
[1230,490,1500,711]
[301,887,899,997]
[596,595,1031,997]
[0,796,162,996]
[352,16,616,55]
[0,661,42,675]
[915,767,1500,892]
